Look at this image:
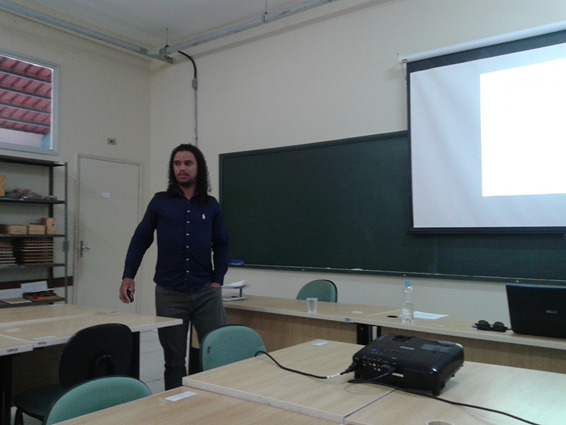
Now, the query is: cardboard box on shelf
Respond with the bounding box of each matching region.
[27,224,46,234]
[0,224,27,234]
[0,175,4,197]
[41,217,57,234]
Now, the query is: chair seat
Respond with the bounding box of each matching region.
[14,385,65,419]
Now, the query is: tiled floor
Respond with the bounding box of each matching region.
[11,330,165,424]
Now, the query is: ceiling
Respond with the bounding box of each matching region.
[0,0,352,138]
[0,0,342,61]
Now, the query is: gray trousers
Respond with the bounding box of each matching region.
[155,284,226,389]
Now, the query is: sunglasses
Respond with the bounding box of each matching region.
[474,320,508,332]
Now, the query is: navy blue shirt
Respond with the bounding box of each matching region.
[122,190,229,291]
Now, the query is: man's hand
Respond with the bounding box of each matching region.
[119,278,135,303]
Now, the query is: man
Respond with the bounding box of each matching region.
[119,143,229,389]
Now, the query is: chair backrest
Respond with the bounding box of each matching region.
[200,325,266,371]
[296,279,338,302]
[59,323,133,388]
[43,376,151,425]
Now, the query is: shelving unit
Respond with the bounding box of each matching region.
[0,154,68,306]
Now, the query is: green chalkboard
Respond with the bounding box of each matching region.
[219,132,566,283]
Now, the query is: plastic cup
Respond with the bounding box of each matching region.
[306,297,318,313]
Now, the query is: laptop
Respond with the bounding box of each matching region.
[506,284,566,339]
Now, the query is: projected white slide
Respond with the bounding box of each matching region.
[481,58,566,197]
[410,40,566,230]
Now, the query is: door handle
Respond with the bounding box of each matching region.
[79,240,91,257]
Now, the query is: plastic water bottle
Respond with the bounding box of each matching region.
[401,280,414,323]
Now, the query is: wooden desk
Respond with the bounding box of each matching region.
[345,361,566,425]
[55,386,337,425]
[0,304,100,327]
[184,339,393,423]
[225,295,566,373]
[366,310,566,373]
[0,305,181,425]
[0,311,180,348]
[225,295,393,349]
[0,335,32,357]
[186,338,566,425]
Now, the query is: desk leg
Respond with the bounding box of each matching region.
[187,326,201,375]
[0,355,12,425]
[129,332,140,379]
[188,346,201,375]
[356,324,372,345]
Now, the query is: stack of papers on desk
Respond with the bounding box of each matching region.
[414,311,449,320]
[222,280,247,301]
[223,280,246,289]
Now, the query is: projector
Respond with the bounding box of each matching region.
[353,334,464,395]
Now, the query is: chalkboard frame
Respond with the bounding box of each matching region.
[219,131,566,284]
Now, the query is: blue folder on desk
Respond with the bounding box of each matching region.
[506,284,566,339]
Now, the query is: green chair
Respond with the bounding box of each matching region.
[43,376,151,425]
[14,323,133,425]
[296,279,338,302]
[200,325,266,371]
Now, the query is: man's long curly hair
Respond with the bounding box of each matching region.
[167,144,211,204]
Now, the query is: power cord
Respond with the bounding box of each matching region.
[254,350,357,379]
[394,386,541,425]
[355,373,541,425]
[255,351,541,425]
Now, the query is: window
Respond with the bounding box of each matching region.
[0,50,59,155]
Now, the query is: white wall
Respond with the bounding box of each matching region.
[150,0,566,321]
[3,0,566,320]
[0,12,152,304]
